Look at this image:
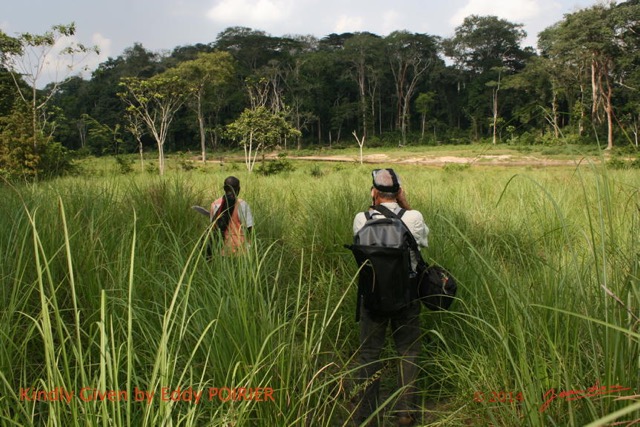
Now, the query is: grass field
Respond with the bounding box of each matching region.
[0,150,639,426]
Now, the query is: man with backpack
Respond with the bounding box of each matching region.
[350,168,429,427]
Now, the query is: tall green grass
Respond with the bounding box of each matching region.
[0,160,638,426]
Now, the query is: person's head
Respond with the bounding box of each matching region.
[371,168,401,203]
[223,176,240,197]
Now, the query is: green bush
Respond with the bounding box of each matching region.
[309,164,325,177]
[607,156,628,170]
[443,162,471,172]
[114,155,134,174]
[178,152,196,171]
[145,161,158,174]
[256,157,295,176]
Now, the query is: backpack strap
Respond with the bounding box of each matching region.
[372,204,428,269]
[367,206,405,219]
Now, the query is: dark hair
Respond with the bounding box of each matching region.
[223,176,240,196]
[214,176,241,238]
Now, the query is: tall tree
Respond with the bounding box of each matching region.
[226,106,300,172]
[0,23,97,177]
[118,74,192,175]
[415,91,436,142]
[166,51,234,162]
[540,1,640,149]
[343,32,383,138]
[385,31,440,145]
[0,24,98,148]
[444,16,530,141]
[538,23,590,137]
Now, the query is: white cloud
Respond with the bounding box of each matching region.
[333,15,364,33]
[381,10,401,34]
[207,0,294,25]
[451,0,552,26]
[449,0,564,47]
[92,33,112,59]
[31,33,111,87]
[82,33,112,75]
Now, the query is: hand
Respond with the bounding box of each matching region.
[397,188,411,210]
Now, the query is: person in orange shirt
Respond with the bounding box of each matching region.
[208,176,254,256]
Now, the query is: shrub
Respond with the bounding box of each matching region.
[178,152,196,171]
[145,161,158,174]
[443,162,470,172]
[309,164,324,177]
[114,155,134,174]
[606,156,628,170]
[256,156,295,176]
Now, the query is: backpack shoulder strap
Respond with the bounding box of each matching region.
[372,204,402,218]
[372,204,427,266]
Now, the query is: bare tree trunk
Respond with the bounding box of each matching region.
[244,131,253,172]
[492,88,498,145]
[352,131,365,165]
[158,143,165,176]
[137,137,144,172]
[491,70,503,145]
[357,70,367,138]
[197,99,206,163]
[32,86,38,150]
[77,121,87,148]
[591,57,599,121]
[378,95,382,136]
[604,78,614,150]
[579,83,586,136]
[368,76,378,137]
[552,90,559,139]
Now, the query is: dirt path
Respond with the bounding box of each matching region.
[279,153,591,167]
[201,152,602,167]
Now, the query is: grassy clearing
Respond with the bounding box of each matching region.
[0,157,638,426]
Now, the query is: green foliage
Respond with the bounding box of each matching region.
[0,107,40,179]
[114,155,134,174]
[309,163,325,177]
[118,74,193,175]
[38,142,75,178]
[607,154,640,170]
[0,104,74,180]
[255,157,295,176]
[5,10,640,157]
[0,23,98,180]
[177,152,196,171]
[442,161,471,172]
[145,161,158,174]
[226,106,301,172]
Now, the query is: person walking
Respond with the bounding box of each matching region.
[352,168,429,427]
[209,176,254,256]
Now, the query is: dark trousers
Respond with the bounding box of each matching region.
[355,302,421,423]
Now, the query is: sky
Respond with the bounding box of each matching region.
[2,0,602,84]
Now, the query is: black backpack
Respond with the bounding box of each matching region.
[346,205,417,320]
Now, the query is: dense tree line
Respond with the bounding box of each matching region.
[1,1,639,177]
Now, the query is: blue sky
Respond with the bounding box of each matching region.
[2,0,601,81]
